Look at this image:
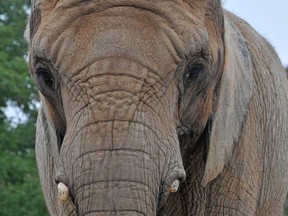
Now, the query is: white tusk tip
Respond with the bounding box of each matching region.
[58,182,69,201]
[169,179,180,193]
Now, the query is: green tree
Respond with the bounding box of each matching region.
[0,0,48,215]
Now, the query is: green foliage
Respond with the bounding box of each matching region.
[285,208,288,216]
[0,150,48,215]
[0,0,38,112]
[0,0,49,215]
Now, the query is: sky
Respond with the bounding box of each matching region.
[224,1,288,67]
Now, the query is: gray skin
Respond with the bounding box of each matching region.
[26,0,288,215]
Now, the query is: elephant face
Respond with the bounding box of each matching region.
[28,0,225,215]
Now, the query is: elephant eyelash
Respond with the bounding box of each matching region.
[183,62,207,90]
[184,63,204,79]
[36,67,55,90]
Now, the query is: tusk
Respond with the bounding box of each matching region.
[58,182,69,201]
[169,179,180,193]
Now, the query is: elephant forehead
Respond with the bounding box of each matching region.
[32,1,208,78]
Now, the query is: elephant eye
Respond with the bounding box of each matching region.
[36,68,54,89]
[183,63,205,89]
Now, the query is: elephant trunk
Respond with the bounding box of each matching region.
[73,150,158,215]
[59,119,184,215]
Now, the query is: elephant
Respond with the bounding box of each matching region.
[25,0,288,215]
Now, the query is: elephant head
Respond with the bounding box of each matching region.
[26,0,288,215]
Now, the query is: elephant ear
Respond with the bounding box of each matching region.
[201,13,253,186]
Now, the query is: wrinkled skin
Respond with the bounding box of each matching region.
[26,0,288,215]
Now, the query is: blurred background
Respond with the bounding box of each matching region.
[0,0,48,215]
[224,0,288,67]
[0,0,287,215]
